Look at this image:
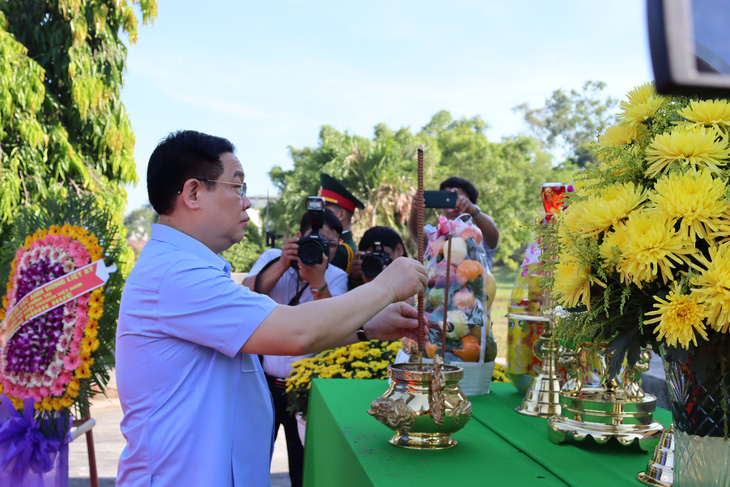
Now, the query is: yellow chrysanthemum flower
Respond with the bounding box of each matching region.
[556,200,592,246]
[613,211,693,288]
[645,282,708,348]
[554,256,603,310]
[621,92,665,129]
[598,228,628,272]
[571,182,648,237]
[691,243,730,333]
[645,127,730,178]
[597,122,636,149]
[677,99,730,134]
[649,168,730,241]
[620,82,656,111]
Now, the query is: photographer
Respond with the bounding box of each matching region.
[241,203,346,487]
[351,226,408,284]
[319,173,364,285]
[408,176,499,271]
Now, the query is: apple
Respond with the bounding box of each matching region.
[427,287,446,308]
[452,288,476,311]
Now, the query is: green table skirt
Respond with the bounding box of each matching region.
[303,379,671,487]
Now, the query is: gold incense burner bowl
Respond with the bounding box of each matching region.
[368,363,472,449]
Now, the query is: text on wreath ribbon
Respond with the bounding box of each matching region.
[0,259,115,349]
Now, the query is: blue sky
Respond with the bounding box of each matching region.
[121,0,654,213]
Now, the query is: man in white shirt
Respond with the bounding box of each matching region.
[242,207,346,487]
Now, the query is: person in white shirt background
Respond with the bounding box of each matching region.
[242,206,346,487]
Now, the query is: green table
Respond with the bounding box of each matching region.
[303,379,672,487]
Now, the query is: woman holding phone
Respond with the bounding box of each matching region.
[408,176,499,271]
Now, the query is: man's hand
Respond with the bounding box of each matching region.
[350,251,366,283]
[372,257,427,302]
[363,302,426,342]
[279,236,301,269]
[297,251,328,289]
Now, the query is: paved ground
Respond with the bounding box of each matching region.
[68,370,292,487]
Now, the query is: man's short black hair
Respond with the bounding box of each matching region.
[439,176,479,204]
[358,226,407,257]
[299,208,343,235]
[147,130,235,215]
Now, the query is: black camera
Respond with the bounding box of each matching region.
[296,197,330,266]
[361,242,393,278]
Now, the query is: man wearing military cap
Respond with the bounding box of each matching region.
[319,173,364,279]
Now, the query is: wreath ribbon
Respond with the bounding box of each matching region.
[0,260,116,349]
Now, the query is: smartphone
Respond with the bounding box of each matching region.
[423,190,457,208]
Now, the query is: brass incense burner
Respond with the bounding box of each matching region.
[368,360,472,449]
[368,146,471,449]
[548,343,664,451]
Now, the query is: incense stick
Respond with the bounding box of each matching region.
[417,146,424,367]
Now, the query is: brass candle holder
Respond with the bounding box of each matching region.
[637,424,674,486]
[547,344,664,451]
[514,314,562,417]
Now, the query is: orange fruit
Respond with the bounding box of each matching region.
[424,341,440,359]
[453,335,480,362]
[456,260,484,284]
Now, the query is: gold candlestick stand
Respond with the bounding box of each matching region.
[637,424,674,486]
[514,312,562,417]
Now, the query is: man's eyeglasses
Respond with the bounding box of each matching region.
[197,179,247,198]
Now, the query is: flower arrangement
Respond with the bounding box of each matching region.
[491,361,510,384]
[0,196,124,478]
[286,340,399,417]
[545,82,730,376]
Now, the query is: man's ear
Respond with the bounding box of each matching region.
[179,179,203,209]
[330,206,346,221]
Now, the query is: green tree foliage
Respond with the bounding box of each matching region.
[268,110,572,269]
[123,204,158,241]
[0,0,157,244]
[513,80,619,168]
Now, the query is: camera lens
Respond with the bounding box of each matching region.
[361,254,385,278]
[298,239,324,266]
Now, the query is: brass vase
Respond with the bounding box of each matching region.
[548,343,664,451]
[368,362,472,449]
